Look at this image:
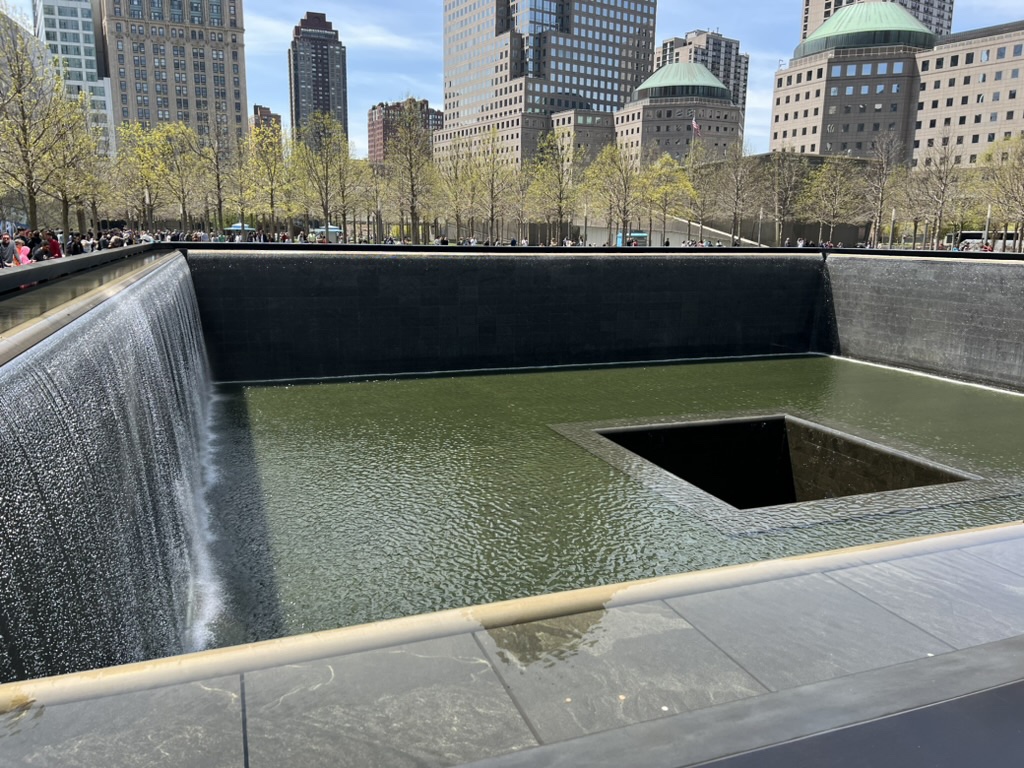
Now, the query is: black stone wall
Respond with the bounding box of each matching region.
[186,250,834,382]
[826,255,1024,391]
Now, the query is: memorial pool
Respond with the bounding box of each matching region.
[207,355,1024,644]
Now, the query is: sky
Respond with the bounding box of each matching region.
[8,0,1024,157]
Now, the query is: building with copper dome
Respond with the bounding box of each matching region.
[771,0,1024,167]
[615,62,744,161]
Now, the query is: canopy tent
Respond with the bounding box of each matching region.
[225,222,255,231]
[312,225,343,233]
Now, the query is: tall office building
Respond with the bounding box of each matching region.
[94,0,249,140]
[367,98,443,165]
[33,0,117,153]
[801,0,954,40]
[655,30,750,111]
[434,0,658,164]
[288,12,347,135]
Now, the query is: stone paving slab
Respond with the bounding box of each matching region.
[464,633,1024,768]
[475,602,766,744]
[962,536,1024,576]
[828,548,1024,648]
[243,633,537,768]
[664,571,953,691]
[0,675,242,767]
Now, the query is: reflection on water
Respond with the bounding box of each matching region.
[487,610,607,669]
[211,356,1024,644]
[0,253,166,333]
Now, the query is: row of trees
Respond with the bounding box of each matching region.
[2,0,1022,248]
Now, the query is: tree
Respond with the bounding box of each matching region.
[436,136,476,242]
[294,112,347,234]
[385,98,435,244]
[713,142,759,244]
[760,150,810,246]
[153,122,204,232]
[0,12,87,229]
[333,150,369,243]
[863,133,906,247]
[585,143,646,245]
[682,139,717,241]
[248,123,288,236]
[470,128,515,243]
[643,153,691,245]
[979,136,1024,252]
[798,156,867,243]
[914,128,966,247]
[40,96,100,238]
[113,122,165,229]
[528,131,584,244]
[226,130,255,232]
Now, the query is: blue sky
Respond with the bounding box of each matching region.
[9,0,1024,156]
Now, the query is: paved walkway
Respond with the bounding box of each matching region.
[3,522,1024,767]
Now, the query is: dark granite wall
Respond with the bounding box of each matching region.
[826,255,1024,391]
[185,250,833,382]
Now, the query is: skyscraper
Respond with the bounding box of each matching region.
[655,30,750,111]
[801,0,954,40]
[288,12,347,135]
[34,0,117,153]
[435,0,658,164]
[95,0,249,140]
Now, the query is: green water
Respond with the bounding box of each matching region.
[209,356,1024,642]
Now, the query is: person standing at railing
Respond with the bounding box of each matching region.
[0,232,14,267]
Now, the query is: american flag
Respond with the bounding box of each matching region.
[692,117,701,137]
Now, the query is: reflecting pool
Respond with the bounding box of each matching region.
[208,356,1024,644]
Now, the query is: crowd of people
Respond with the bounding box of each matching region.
[0,228,151,268]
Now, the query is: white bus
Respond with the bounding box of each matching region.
[944,230,1020,252]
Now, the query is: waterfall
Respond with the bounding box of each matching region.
[0,256,221,682]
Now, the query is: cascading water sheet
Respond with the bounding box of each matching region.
[0,257,221,683]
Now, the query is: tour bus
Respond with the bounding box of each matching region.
[944,230,1020,252]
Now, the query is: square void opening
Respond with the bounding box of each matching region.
[600,416,971,510]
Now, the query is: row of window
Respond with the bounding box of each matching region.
[919,89,1018,108]
[920,44,1024,71]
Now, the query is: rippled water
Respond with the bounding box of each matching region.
[207,356,1024,643]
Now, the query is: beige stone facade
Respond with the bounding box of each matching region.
[771,47,919,158]
[771,19,1024,165]
[96,0,247,140]
[911,23,1024,168]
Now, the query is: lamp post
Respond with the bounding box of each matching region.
[889,207,896,248]
[757,207,763,247]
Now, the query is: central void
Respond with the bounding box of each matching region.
[207,356,1024,646]
[601,415,970,510]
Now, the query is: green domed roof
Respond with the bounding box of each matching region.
[794,1,936,59]
[632,62,731,102]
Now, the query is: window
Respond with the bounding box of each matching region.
[966,53,975,64]
[997,47,1006,60]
